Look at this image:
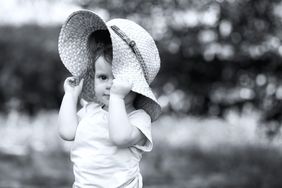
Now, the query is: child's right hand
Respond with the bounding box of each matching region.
[63,77,84,99]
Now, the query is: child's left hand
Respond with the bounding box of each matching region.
[110,78,133,99]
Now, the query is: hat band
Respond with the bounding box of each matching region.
[110,25,149,84]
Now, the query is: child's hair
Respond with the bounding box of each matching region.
[88,30,113,65]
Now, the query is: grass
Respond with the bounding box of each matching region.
[0,109,282,188]
[142,144,282,188]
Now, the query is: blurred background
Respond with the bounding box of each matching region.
[1,0,282,187]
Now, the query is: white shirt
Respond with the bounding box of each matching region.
[71,103,152,188]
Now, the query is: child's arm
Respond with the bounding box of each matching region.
[109,79,145,148]
[58,77,83,141]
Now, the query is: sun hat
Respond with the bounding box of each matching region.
[58,10,161,121]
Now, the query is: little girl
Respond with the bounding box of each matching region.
[58,10,161,188]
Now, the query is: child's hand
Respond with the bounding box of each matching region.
[110,78,133,99]
[64,77,84,99]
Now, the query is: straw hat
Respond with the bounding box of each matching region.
[58,10,161,121]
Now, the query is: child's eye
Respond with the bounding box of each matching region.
[98,75,107,80]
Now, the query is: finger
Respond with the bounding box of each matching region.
[68,80,75,86]
[113,78,125,82]
[66,77,74,83]
[65,77,71,83]
[112,79,119,86]
[65,77,73,85]
[115,78,130,85]
[122,79,133,88]
[70,77,80,86]
[67,76,76,80]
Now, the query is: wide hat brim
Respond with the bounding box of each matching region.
[58,10,161,121]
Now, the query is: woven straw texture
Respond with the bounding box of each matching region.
[107,19,161,121]
[58,10,107,102]
[58,10,161,121]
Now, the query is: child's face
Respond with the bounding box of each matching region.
[94,56,114,107]
[94,56,136,109]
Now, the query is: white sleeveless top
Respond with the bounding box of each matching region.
[71,103,153,188]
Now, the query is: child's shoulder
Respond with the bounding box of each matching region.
[129,109,151,122]
[129,108,147,116]
[77,102,102,118]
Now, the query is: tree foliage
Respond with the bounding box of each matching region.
[1,0,282,136]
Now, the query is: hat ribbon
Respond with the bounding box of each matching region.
[110,25,149,84]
